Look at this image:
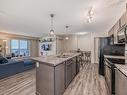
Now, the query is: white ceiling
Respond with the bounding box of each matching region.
[0,0,127,37]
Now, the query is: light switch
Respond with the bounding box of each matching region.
[36,62,40,68]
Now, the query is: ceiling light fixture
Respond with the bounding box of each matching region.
[50,14,55,35]
[87,7,94,23]
[65,26,69,40]
[75,32,88,35]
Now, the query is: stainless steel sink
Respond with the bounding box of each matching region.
[56,54,71,58]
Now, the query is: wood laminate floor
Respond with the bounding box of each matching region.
[0,63,109,95]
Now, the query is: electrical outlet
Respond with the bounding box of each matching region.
[36,62,40,68]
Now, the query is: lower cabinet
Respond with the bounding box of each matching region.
[36,62,65,95]
[105,64,112,95]
[55,63,65,95]
[115,69,127,95]
[36,56,79,95]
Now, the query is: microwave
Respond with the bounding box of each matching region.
[117,24,127,43]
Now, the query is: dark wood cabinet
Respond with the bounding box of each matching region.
[115,69,127,95]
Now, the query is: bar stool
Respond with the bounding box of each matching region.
[86,51,91,63]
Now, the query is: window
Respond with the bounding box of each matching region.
[11,40,30,57]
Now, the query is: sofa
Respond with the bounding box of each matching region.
[0,58,36,79]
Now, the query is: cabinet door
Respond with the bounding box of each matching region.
[105,64,112,95]
[113,21,119,44]
[120,13,127,27]
[108,28,114,36]
[115,69,127,95]
[36,63,54,95]
[55,63,65,95]
[72,58,76,79]
[125,11,127,24]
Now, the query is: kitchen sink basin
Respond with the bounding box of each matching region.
[56,54,71,58]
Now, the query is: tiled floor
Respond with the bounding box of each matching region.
[0,63,109,95]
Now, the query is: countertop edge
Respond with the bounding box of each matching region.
[32,53,81,67]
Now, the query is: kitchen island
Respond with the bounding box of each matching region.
[32,53,81,95]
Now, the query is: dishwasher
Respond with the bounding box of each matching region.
[65,60,72,88]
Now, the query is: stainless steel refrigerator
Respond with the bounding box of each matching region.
[98,37,113,76]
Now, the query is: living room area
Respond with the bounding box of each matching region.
[0,32,38,79]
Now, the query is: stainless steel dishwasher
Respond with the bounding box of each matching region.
[65,60,72,88]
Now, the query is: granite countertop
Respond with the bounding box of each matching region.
[104,55,127,76]
[104,55,125,59]
[32,53,81,67]
[115,64,127,77]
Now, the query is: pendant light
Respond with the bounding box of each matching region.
[65,26,69,40]
[50,14,55,35]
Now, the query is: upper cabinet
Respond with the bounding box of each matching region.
[113,21,120,44]
[120,12,127,27]
[108,27,114,36]
[108,7,127,44]
[125,11,127,24]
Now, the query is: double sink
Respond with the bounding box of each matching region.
[56,54,72,58]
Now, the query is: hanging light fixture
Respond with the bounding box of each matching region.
[50,14,55,35]
[65,26,69,40]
